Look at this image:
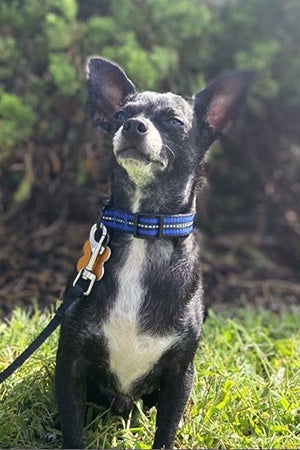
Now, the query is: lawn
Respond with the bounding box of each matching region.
[0,305,299,449]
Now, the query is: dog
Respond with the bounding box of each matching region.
[55,57,254,449]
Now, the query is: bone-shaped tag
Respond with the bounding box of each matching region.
[76,241,111,280]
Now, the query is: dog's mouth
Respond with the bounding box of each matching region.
[115,146,168,187]
[117,147,151,163]
[116,147,167,170]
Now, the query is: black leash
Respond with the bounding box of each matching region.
[0,283,87,384]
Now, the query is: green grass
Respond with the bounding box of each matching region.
[0,305,300,448]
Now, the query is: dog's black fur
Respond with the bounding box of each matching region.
[55,57,253,449]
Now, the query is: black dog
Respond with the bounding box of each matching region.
[55,57,253,449]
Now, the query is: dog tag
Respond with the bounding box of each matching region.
[76,241,111,280]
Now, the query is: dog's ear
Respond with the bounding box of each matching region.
[86,57,137,132]
[194,70,255,137]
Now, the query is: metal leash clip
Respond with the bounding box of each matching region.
[73,223,111,296]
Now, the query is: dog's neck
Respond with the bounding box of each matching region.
[110,167,197,216]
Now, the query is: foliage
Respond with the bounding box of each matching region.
[0,90,36,161]
[1,0,300,202]
[0,306,300,448]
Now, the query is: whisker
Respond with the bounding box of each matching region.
[164,144,176,158]
[163,138,186,160]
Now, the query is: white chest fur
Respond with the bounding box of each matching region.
[102,237,178,394]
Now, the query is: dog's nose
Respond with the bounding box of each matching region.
[122,118,148,136]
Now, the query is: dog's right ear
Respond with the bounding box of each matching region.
[86,57,137,132]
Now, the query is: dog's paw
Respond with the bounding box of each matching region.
[111,396,133,417]
[44,431,60,445]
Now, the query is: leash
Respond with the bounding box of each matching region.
[0,223,110,384]
[0,204,195,384]
[0,283,86,384]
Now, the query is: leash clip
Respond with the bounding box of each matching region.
[73,224,110,296]
[73,269,97,296]
[86,223,108,270]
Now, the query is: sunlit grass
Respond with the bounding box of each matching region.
[0,305,299,448]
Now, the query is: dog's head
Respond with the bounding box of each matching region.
[87,57,254,190]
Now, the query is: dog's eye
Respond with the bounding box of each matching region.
[114,110,127,122]
[167,117,184,126]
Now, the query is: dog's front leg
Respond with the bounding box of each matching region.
[55,348,87,449]
[153,362,194,449]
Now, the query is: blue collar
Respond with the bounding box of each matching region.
[99,205,195,239]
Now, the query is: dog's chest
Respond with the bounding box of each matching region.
[102,238,178,394]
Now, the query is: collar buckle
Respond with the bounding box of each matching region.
[133,213,164,239]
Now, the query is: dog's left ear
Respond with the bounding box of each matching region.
[194,70,255,138]
[86,57,137,132]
